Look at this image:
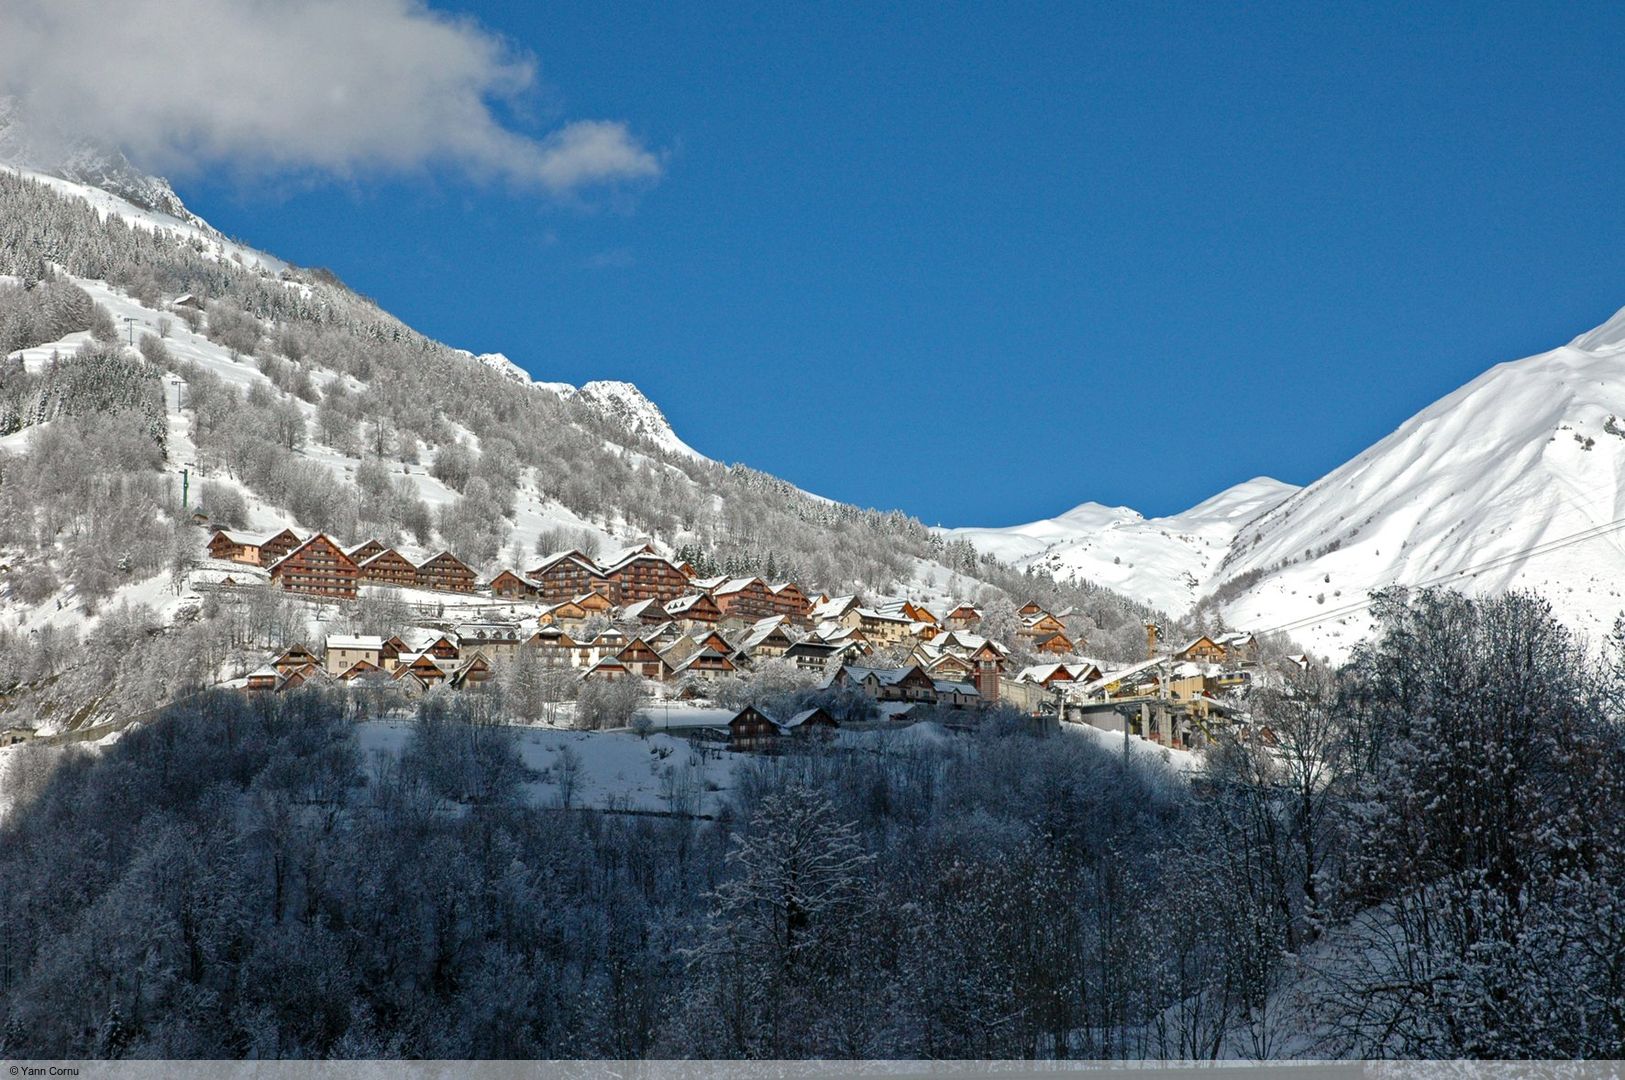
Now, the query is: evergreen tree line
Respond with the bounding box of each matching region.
[1,586,1622,1059]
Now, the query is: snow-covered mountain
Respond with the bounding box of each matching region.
[950,303,1625,660]
[567,380,705,461]
[15,112,1625,665]
[452,351,705,461]
[940,478,1297,616]
[1205,305,1625,658]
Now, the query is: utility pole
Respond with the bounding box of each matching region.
[122,316,137,348]
[178,467,190,510]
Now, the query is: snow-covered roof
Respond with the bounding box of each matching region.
[326,635,384,651]
[780,707,834,730]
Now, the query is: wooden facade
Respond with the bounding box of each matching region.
[710,577,777,621]
[488,569,536,599]
[665,592,722,625]
[574,590,616,615]
[1034,632,1075,655]
[272,644,321,676]
[396,653,448,687]
[728,705,781,751]
[616,638,673,681]
[603,553,690,605]
[358,548,419,588]
[971,642,1005,703]
[528,553,612,602]
[347,539,388,564]
[258,528,304,566]
[268,535,359,599]
[768,582,812,622]
[207,530,263,564]
[1174,636,1227,663]
[417,551,477,593]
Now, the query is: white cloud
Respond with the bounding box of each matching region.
[0,0,662,193]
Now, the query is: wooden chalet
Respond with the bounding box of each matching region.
[671,647,736,679]
[245,667,281,692]
[417,551,477,593]
[574,590,616,615]
[664,592,722,625]
[925,652,976,681]
[615,638,674,681]
[380,635,408,670]
[526,627,578,655]
[357,548,419,588]
[621,598,671,625]
[825,663,938,705]
[944,603,983,630]
[602,550,690,605]
[780,706,838,737]
[539,599,589,626]
[1020,611,1068,639]
[767,581,812,622]
[271,643,320,676]
[783,639,842,674]
[709,577,777,621]
[268,534,359,599]
[736,617,797,662]
[1174,636,1228,663]
[527,552,612,602]
[396,653,448,687]
[337,659,385,682]
[1033,631,1076,656]
[277,663,328,692]
[582,656,633,681]
[487,569,537,599]
[449,652,495,688]
[252,528,303,566]
[1017,661,1103,689]
[970,641,1006,703]
[347,538,388,564]
[207,529,267,564]
[415,633,461,662]
[905,601,939,626]
[1017,601,1047,619]
[728,705,781,751]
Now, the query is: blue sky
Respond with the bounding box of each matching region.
[170,1,1625,526]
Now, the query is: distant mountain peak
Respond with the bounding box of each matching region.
[569,380,704,461]
[0,97,201,226]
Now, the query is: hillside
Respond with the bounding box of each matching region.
[947,306,1625,660]
[0,152,1174,733]
[1205,310,1625,656]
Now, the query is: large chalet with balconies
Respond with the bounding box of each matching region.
[601,547,691,605]
[528,551,613,602]
[267,534,359,599]
[417,551,477,593]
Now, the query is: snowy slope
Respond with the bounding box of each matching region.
[940,478,1297,615]
[1208,305,1625,659]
